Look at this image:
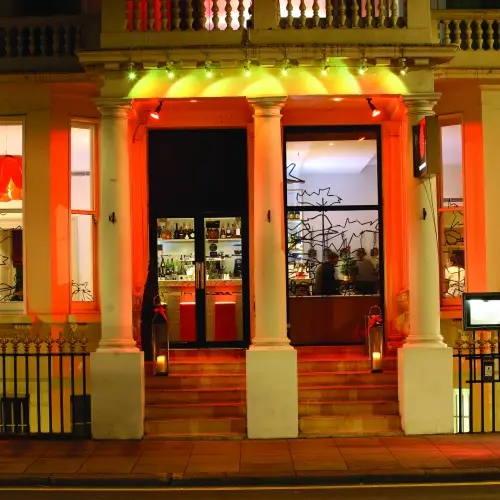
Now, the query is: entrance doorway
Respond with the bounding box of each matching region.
[143,129,250,350]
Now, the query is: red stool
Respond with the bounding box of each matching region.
[214,302,236,341]
[180,302,196,342]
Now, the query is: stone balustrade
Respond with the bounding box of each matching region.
[433,9,500,50]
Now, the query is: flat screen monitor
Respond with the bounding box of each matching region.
[412,117,427,178]
[463,292,500,331]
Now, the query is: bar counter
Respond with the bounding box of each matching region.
[288,295,381,345]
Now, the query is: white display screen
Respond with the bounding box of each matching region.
[469,299,500,327]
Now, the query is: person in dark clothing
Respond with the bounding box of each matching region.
[315,249,340,296]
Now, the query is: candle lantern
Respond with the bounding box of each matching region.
[366,306,384,373]
[152,295,169,376]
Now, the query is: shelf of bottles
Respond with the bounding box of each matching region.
[287,209,310,282]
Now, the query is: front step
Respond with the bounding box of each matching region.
[298,358,397,373]
[146,387,245,404]
[299,385,398,402]
[144,417,247,436]
[299,414,401,436]
[299,400,399,417]
[146,373,245,390]
[298,371,397,386]
[145,402,246,420]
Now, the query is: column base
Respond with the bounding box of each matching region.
[90,350,144,439]
[246,347,298,439]
[398,346,454,435]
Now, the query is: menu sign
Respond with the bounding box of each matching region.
[412,117,427,178]
[463,292,500,331]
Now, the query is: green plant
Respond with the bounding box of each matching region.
[340,247,358,278]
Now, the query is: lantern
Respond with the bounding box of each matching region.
[366,306,384,373]
[152,295,169,376]
[0,155,22,201]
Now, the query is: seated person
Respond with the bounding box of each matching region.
[355,248,378,295]
[315,249,340,296]
[444,251,465,297]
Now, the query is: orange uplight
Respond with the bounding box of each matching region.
[150,101,163,120]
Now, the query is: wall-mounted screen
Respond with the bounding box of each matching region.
[463,292,500,331]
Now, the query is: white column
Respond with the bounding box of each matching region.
[90,98,144,440]
[398,94,454,435]
[245,97,298,439]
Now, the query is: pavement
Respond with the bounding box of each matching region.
[2,434,500,487]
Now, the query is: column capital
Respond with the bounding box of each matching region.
[247,96,287,117]
[94,98,132,119]
[402,93,441,119]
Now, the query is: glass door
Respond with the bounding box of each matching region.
[202,216,245,344]
[156,215,248,347]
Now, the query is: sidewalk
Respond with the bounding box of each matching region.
[2,434,500,487]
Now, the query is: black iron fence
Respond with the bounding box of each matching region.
[0,325,90,438]
[454,331,499,434]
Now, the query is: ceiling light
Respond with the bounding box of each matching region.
[243,59,252,77]
[333,97,343,102]
[205,61,213,78]
[366,98,380,118]
[358,58,368,75]
[190,99,198,103]
[150,101,163,120]
[127,62,137,81]
[329,142,334,146]
[399,57,409,76]
[281,59,291,77]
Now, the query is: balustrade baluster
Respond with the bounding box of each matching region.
[286,0,293,29]
[339,0,346,28]
[148,0,155,30]
[451,19,460,45]
[464,20,472,50]
[378,0,386,28]
[161,0,168,30]
[238,0,246,30]
[134,0,142,30]
[353,0,360,28]
[298,0,306,29]
[442,19,450,44]
[311,0,320,28]
[125,0,131,31]
[486,20,494,50]
[403,0,407,27]
[390,0,398,28]
[366,0,373,28]
[29,27,36,56]
[186,0,194,30]
[212,0,220,30]
[325,0,333,28]
[225,0,232,30]
[172,0,180,30]
[199,0,207,30]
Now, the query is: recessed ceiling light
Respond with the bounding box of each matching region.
[332,97,343,102]
[329,142,334,146]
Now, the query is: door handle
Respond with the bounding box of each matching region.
[200,262,206,290]
[195,262,200,289]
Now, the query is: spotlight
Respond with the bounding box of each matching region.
[399,57,409,76]
[243,59,252,77]
[358,58,368,75]
[321,59,330,76]
[150,100,163,120]
[281,59,291,77]
[166,62,175,79]
[332,97,343,102]
[127,62,138,81]
[205,61,213,78]
[366,98,381,118]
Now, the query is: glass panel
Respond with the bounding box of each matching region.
[287,209,381,345]
[71,126,93,211]
[440,124,463,207]
[0,124,23,210]
[0,214,23,303]
[286,131,378,208]
[71,214,94,301]
[441,210,465,298]
[157,217,196,342]
[204,216,243,342]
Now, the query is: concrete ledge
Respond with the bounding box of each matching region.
[2,468,500,488]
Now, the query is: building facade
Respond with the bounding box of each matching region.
[0,0,499,439]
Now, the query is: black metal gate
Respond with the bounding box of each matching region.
[454,331,499,434]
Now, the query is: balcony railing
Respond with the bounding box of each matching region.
[125,0,407,32]
[432,10,500,50]
[0,14,99,71]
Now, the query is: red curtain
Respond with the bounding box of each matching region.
[0,155,22,201]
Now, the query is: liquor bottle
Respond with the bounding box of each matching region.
[189,223,195,239]
[235,222,241,237]
[159,256,166,278]
[164,223,172,240]
[184,223,190,240]
[174,223,179,239]
[226,223,231,238]
[157,224,162,238]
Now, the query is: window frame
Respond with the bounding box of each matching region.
[69,119,99,312]
[437,114,465,311]
[0,117,25,313]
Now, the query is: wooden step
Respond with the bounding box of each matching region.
[169,361,246,375]
[299,385,398,402]
[298,358,397,373]
[146,387,245,405]
[169,349,245,360]
[146,373,245,390]
[145,432,246,440]
[298,371,397,387]
[299,400,399,417]
[296,345,366,356]
[145,402,246,420]
[299,414,401,436]
[144,417,247,436]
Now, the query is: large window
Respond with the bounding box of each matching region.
[70,123,97,306]
[438,119,465,306]
[0,122,24,308]
[285,128,382,346]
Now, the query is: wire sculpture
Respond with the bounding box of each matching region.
[71,281,93,302]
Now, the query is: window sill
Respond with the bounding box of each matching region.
[440,305,462,319]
